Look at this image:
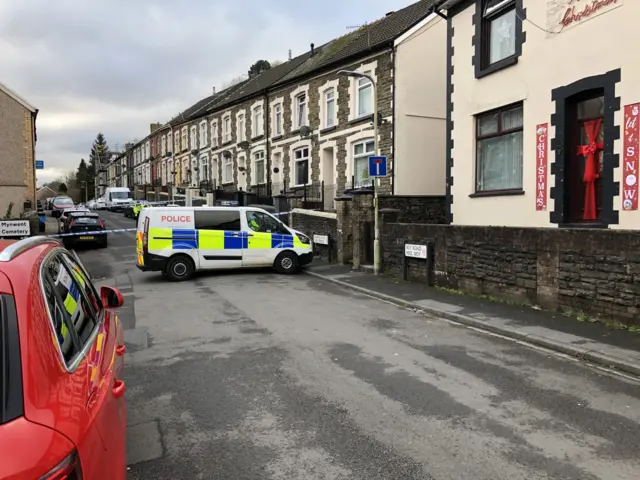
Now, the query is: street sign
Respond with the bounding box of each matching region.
[405,243,427,259]
[35,160,44,169]
[368,155,387,177]
[313,234,329,245]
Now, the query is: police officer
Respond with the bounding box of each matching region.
[247,212,261,231]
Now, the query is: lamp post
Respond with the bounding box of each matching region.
[338,69,381,275]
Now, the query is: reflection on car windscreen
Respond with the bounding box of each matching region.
[73,217,100,225]
[55,198,73,205]
[110,192,129,199]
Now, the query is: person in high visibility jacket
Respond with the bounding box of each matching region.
[247,212,261,231]
[133,202,143,221]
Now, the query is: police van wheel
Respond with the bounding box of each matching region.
[274,251,299,274]
[165,255,194,282]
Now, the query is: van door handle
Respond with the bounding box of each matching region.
[112,379,126,399]
[247,233,253,237]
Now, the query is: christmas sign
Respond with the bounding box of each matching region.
[535,124,548,211]
[547,0,622,32]
[622,103,639,211]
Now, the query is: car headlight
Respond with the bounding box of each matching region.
[297,234,310,245]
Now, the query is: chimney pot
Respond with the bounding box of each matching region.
[212,86,216,95]
[386,11,394,16]
[288,49,292,61]
[310,43,315,56]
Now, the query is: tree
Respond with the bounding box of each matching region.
[58,183,68,193]
[76,158,89,202]
[248,60,271,78]
[221,74,247,89]
[88,133,110,200]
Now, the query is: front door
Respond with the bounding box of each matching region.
[565,94,605,223]
[243,210,293,266]
[195,209,244,269]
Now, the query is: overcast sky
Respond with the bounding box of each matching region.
[0,0,413,186]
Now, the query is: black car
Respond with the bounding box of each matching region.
[61,211,108,249]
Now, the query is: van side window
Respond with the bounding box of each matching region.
[42,254,99,366]
[245,211,288,234]
[194,210,241,231]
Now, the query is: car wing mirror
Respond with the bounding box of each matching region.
[100,286,124,309]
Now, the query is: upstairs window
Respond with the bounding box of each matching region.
[357,73,373,117]
[253,105,264,137]
[190,126,197,150]
[476,0,522,77]
[167,132,173,154]
[237,113,246,142]
[274,104,282,136]
[200,122,207,148]
[181,128,187,151]
[223,116,231,143]
[295,93,307,129]
[325,88,336,128]
[211,121,218,148]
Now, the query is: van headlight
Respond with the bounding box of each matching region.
[297,234,310,245]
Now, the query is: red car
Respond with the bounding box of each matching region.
[51,196,75,218]
[0,236,127,479]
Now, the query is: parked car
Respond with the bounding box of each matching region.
[61,212,108,249]
[58,206,90,232]
[51,196,75,218]
[0,236,127,479]
[95,198,107,210]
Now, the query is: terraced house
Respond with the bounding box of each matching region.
[152,0,447,212]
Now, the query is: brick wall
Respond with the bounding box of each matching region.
[380,216,640,325]
[378,195,447,224]
[290,209,338,262]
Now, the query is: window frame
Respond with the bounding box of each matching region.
[293,146,309,186]
[237,113,246,142]
[222,154,233,184]
[474,102,524,195]
[295,93,307,129]
[353,139,375,186]
[181,128,188,151]
[40,250,103,371]
[325,88,336,128]
[167,132,173,154]
[274,103,282,136]
[194,210,241,231]
[199,122,207,148]
[245,210,288,234]
[356,73,373,118]
[211,120,218,148]
[252,105,264,137]
[190,126,197,150]
[253,150,266,185]
[223,116,231,143]
[477,0,522,78]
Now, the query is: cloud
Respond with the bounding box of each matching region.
[0,0,413,186]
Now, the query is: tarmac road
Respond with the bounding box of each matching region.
[75,210,640,480]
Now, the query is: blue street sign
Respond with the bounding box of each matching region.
[35,160,44,170]
[368,155,387,177]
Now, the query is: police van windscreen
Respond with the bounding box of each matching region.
[110,192,129,200]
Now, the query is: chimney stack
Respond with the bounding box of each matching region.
[150,122,163,133]
[288,49,292,61]
[310,43,315,57]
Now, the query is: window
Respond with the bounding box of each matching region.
[200,122,207,148]
[190,126,197,150]
[237,114,246,142]
[295,94,307,129]
[476,103,523,192]
[223,154,233,183]
[211,121,218,148]
[174,133,180,153]
[253,150,265,185]
[223,116,231,143]
[353,139,375,185]
[181,128,188,151]
[245,211,287,234]
[42,253,100,366]
[253,105,263,137]
[483,0,516,66]
[357,73,373,117]
[274,104,282,136]
[294,147,309,185]
[202,159,209,182]
[325,88,336,127]
[167,132,173,154]
[194,210,241,231]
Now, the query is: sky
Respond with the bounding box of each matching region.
[0,0,414,186]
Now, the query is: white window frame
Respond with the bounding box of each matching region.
[356,73,373,118]
[289,85,309,132]
[199,121,207,148]
[237,111,246,142]
[347,60,378,122]
[293,146,310,187]
[167,132,173,154]
[352,138,375,186]
[223,115,231,143]
[161,135,167,156]
[211,120,218,148]
[190,126,197,150]
[252,150,266,185]
[222,153,233,184]
[181,127,188,151]
[252,105,264,138]
[325,88,336,128]
[199,154,209,183]
[274,103,282,136]
[295,93,307,130]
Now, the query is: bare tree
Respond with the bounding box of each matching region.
[221,74,247,89]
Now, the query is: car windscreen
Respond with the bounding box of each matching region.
[54,198,73,205]
[110,191,129,199]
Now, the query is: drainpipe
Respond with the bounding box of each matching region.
[391,49,396,195]
[264,89,271,197]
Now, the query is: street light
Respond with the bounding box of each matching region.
[338,69,381,275]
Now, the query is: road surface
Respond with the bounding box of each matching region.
[75,210,640,480]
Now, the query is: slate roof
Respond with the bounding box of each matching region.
[164,0,437,128]
[273,0,438,86]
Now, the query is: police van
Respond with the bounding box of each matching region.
[136,206,313,281]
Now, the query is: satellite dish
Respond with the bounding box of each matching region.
[273,167,280,173]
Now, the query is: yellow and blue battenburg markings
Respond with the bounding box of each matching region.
[148,228,303,251]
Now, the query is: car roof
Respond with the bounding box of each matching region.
[68,211,98,217]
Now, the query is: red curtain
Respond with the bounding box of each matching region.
[576,119,603,220]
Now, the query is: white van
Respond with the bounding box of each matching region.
[136,206,313,281]
[104,187,132,211]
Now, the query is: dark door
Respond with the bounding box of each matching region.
[565,94,605,223]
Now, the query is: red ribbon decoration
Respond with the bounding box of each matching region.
[576,118,604,220]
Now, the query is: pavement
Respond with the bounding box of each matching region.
[72,210,640,480]
[305,264,640,378]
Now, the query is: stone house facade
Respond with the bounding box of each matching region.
[0,82,37,216]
